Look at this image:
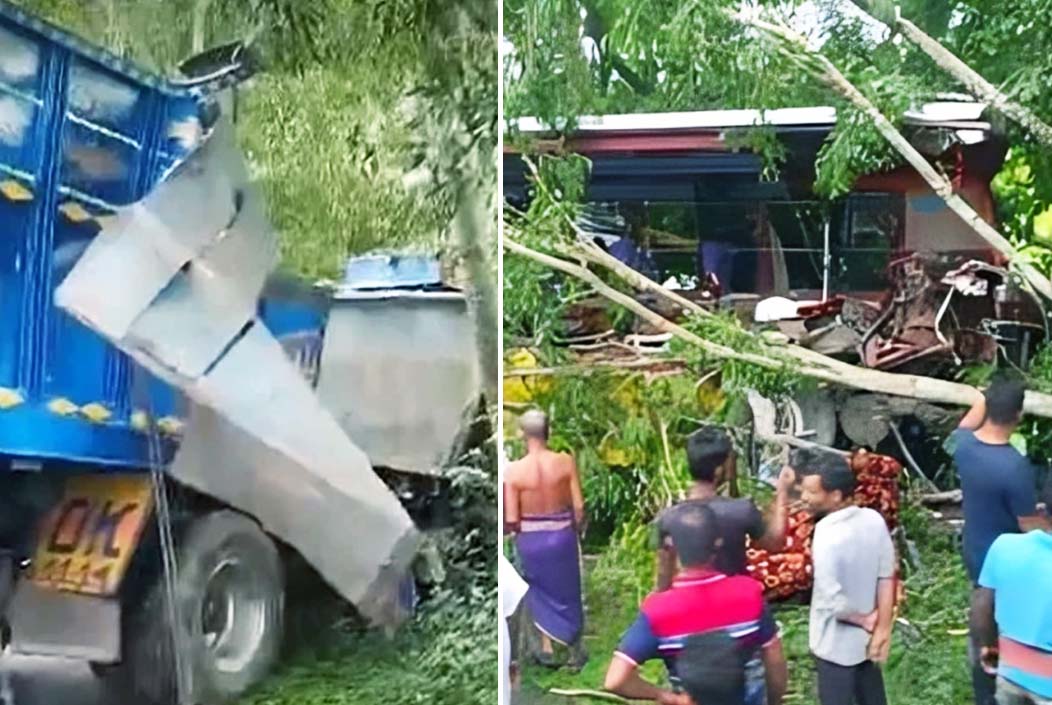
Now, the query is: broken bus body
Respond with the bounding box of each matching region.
[504,103,1045,456]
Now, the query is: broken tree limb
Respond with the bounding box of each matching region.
[730,9,1052,303]
[849,0,1052,148]
[754,431,850,458]
[519,156,716,320]
[503,232,1052,417]
[502,234,802,373]
[553,222,1052,417]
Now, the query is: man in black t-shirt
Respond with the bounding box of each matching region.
[655,426,794,588]
[951,379,1049,705]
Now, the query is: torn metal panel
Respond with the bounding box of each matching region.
[55,120,420,625]
[171,325,420,622]
[55,119,246,341]
[124,184,277,379]
[781,252,1044,374]
[317,290,481,475]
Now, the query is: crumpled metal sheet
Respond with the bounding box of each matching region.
[125,184,277,379]
[172,325,419,621]
[55,119,246,344]
[317,292,481,475]
[54,117,420,625]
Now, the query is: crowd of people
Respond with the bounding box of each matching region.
[501,378,1052,705]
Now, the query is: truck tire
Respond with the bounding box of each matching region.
[108,510,284,704]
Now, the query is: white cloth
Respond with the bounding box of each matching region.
[501,554,529,704]
[809,505,895,666]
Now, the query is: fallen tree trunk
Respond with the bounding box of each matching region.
[730,9,1052,303]
[503,232,1052,417]
[849,0,1052,148]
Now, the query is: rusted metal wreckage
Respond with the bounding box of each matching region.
[505,100,1047,376]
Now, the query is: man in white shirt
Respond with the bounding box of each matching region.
[501,554,529,705]
[798,452,897,705]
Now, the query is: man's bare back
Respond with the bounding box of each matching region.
[505,449,584,526]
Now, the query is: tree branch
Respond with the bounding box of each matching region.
[503,231,1052,417]
[850,0,1052,148]
[729,8,1052,302]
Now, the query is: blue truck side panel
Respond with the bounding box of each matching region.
[0,3,325,469]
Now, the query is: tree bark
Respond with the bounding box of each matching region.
[503,232,1052,418]
[192,0,213,53]
[730,10,1052,302]
[454,169,499,403]
[850,0,1052,148]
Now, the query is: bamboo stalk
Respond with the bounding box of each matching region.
[729,9,1052,302]
[849,0,1052,148]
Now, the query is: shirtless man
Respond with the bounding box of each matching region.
[504,409,587,668]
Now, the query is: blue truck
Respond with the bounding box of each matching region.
[0,4,480,703]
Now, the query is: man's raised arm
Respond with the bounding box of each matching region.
[959,392,987,431]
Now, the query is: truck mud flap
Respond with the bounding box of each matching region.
[55,116,420,625]
[6,582,121,662]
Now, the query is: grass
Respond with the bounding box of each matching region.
[516,501,973,705]
[242,586,497,705]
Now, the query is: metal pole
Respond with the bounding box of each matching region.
[822,218,831,302]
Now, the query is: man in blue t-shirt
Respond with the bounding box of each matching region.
[953,378,1049,705]
[971,479,1052,705]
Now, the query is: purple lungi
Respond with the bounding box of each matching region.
[515,510,584,645]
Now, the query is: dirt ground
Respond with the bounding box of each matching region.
[0,653,102,705]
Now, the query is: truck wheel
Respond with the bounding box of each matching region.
[112,511,284,704]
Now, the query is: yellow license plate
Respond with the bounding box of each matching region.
[30,475,153,597]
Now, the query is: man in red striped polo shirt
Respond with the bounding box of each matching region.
[603,502,788,705]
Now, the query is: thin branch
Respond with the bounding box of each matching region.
[729,8,1052,302]
[850,0,1052,148]
[755,431,851,458]
[888,420,940,492]
[504,358,689,377]
[502,232,800,372]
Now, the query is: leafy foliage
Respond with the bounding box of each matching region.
[15,0,474,279]
[245,586,495,705]
[502,0,1052,242]
[503,154,593,350]
[673,312,813,400]
[515,371,705,529]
